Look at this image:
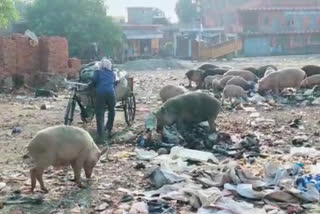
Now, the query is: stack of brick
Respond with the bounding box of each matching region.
[0,34,83,89]
[67,58,81,79]
[0,37,17,76]
[40,37,68,73]
[13,34,40,74]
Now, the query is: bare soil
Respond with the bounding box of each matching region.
[1,55,320,213]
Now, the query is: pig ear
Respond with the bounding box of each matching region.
[100,147,109,157]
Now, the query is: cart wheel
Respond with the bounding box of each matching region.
[81,106,95,123]
[64,98,76,125]
[124,93,136,126]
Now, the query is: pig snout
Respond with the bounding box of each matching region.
[84,166,94,179]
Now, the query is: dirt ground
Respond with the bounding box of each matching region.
[0,55,320,213]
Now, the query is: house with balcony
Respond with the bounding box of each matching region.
[121,7,167,60]
[239,7,320,56]
[237,0,320,56]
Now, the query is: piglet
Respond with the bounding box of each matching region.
[300,74,320,88]
[27,125,108,193]
[222,85,248,105]
[159,85,188,103]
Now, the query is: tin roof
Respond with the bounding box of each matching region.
[123,29,163,40]
[239,7,320,12]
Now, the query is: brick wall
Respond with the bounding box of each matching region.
[0,34,81,79]
[40,37,69,73]
[0,37,17,75]
[14,34,40,74]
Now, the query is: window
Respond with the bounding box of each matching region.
[264,17,269,25]
[287,19,294,26]
[311,35,320,44]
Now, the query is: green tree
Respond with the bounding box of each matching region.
[26,0,122,58]
[0,0,19,28]
[175,0,198,24]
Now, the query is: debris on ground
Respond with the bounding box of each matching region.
[1,56,320,213]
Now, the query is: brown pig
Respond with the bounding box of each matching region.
[204,75,223,89]
[264,67,277,77]
[222,85,248,105]
[185,69,204,88]
[224,70,258,82]
[258,68,306,94]
[301,65,320,77]
[27,125,108,193]
[160,85,188,103]
[219,75,234,89]
[226,76,251,90]
[300,74,320,88]
[198,63,218,71]
[156,92,221,132]
[212,79,221,90]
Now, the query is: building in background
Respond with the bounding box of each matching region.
[127,7,166,25]
[122,24,163,60]
[238,0,320,56]
[201,0,260,33]
[119,7,168,61]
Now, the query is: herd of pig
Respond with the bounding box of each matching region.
[155,63,320,146]
[24,64,320,194]
[159,64,320,105]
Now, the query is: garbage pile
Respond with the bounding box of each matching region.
[132,145,320,213]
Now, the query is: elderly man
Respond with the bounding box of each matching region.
[91,58,116,143]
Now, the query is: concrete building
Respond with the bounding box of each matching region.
[201,0,259,33]
[239,7,320,56]
[120,7,168,60]
[127,7,166,25]
[122,24,163,59]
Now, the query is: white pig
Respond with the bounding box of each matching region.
[27,125,108,193]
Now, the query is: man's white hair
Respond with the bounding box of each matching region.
[100,58,112,70]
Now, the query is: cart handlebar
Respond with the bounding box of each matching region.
[64,78,89,87]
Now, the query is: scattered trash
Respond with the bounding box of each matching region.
[40,104,47,110]
[292,135,308,146]
[0,182,6,191]
[290,147,320,158]
[24,29,39,46]
[12,127,21,135]
[145,113,157,131]
[149,168,185,189]
[95,202,109,211]
[129,202,148,214]
[115,131,136,143]
[135,148,158,161]
[170,146,219,163]
[3,194,43,205]
[34,89,57,98]
[289,118,303,129]
[157,148,169,155]
[250,94,267,103]
[147,200,176,214]
[120,195,134,203]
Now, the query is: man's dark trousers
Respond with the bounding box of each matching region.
[96,92,116,138]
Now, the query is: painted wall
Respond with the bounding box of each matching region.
[241,10,320,33]
[243,33,320,56]
[243,37,270,56]
[261,0,320,7]
[201,0,254,32]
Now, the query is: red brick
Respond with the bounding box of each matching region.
[0,37,17,74]
[67,58,81,79]
[68,58,81,71]
[13,34,40,74]
[40,37,68,73]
